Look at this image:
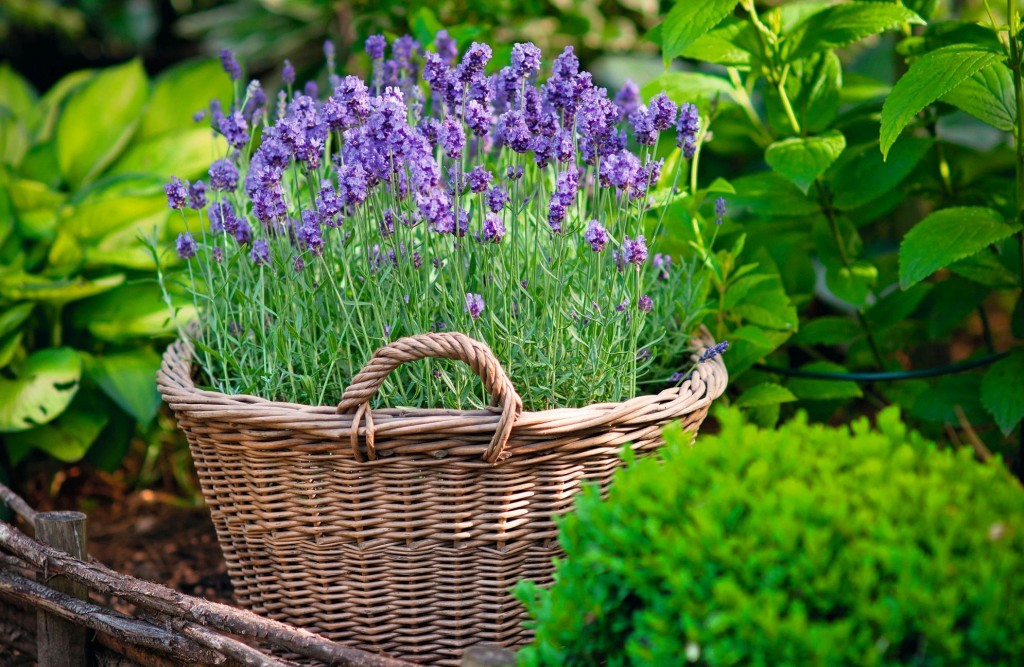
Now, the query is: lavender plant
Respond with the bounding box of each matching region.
[154,36,723,411]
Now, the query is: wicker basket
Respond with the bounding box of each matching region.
[157,329,727,665]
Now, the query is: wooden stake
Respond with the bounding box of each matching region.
[35,511,89,667]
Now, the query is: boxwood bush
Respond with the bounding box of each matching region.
[516,407,1024,666]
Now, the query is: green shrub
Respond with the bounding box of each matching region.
[516,408,1024,666]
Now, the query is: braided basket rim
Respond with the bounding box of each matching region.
[157,327,728,462]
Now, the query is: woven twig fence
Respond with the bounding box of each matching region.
[158,328,728,665]
[0,482,443,667]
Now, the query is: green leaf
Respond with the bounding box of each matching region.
[70,283,192,342]
[910,375,986,425]
[86,349,162,427]
[831,137,933,210]
[61,191,167,242]
[7,178,66,239]
[681,20,757,67]
[0,303,33,338]
[5,397,109,464]
[0,348,81,432]
[731,250,799,332]
[866,283,932,331]
[940,62,1016,132]
[765,130,846,194]
[785,3,923,62]
[640,72,734,114]
[899,207,1017,289]
[729,172,819,218]
[138,58,232,140]
[35,69,93,141]
[0,273,125,305]
[923,278,990,340]
[791,316,862,345]
[0,331,23,369]
[0,63,38,125]
[110,127,229,180]
[980,351,1024,434]
[734,382,798,408]
[880,45,1003,158]
[787,361,863,401]
[56,59,149,188]
[724,325,793,377]
[411,7,445,48]
[661,0,740,66]
[0,107,30,166]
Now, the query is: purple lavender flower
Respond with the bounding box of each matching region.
[231,217,253,245]
[393,35,419,68]
[465,99,491,137]
[242,81,267,123]
[547,200,566,233]
[555,128,574,163]
[553,166,579,206]
[209,99,225,128]
[613,249,626,272]
[457,42,492,85]
[511,42,541,78]
[600,150,643,192]
[250,239,270,266]
[506,165,524,181]
[649,92,678,131]
[218,110,249,149]
[636,347,652,362]
[175,232,197,259]
[439,117,465,159]
[482,213,505,243]
[434,30,458,64]
[324,40,336,65]
[220,49,241,80]
[613,79,640,120]
[669,371,688,384]
[293,255,305,272]
[584,220,608,252]
[208,201,235,233]
[486,186,509,212]
[676,102,700,159]
[365,35,387,59]
[699,341,729,363]
[497,110,531,153]
[192,109,206,122]
[630,105,657,145]
[380,209,395,237]
[653,253,672,280]
[638,295,653,313]
[623,234,648,266]
[464,292,485,320]
[324,76,370,130]
[165,177,189,209]
[209,159,239,191]
[616,297,629,312]
[188,180,207,209]
[297,209,324,256]
[282,60,295,86]
[337,163,369,206]
[417,190,455,234]
[714,196,727,225]
[468,166,493,193]
[212,246,223,263]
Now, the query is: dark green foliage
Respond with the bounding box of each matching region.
[517,408,1024,665]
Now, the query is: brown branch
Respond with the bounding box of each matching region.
[175,620,301,667]
[0,569,224,664]
[954,405,994,461]
[0,483,37,528]
[0,520,419,667]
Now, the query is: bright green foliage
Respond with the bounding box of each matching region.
[517,408,1024,666]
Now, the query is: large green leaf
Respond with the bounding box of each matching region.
[0,348,81,432]
[7,178,66,239]
[138,58,232,140]
[56,59,148,188]
[0,273,125,305]
[980,350,1024,434]
[765,131,846,194]
[60,192,167,242]
[110,127,228,181]
[728,172,819,218]
[681,20,756,67]
[899,207,1017,289]
[831,137,932,210]
[940,62,1016,132]
[35,69,94,141]
[661,0,740,66]
[0,108,30,167]
[880,45,1003,158]
[70,283,192,342]
[5,397,109,464]
[86,349,162,427]
[733,382,797,408]
[785,3,923,62]
[0,63,38,125]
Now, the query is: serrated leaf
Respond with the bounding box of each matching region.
[765,130,846,193]
[899,207,1016,289]
[56,59,149,188]
[881,45,1002,158]
[734,382,797,407]
[661,0,740,66]
[786,2,923,62]
[940,62,1016,132]
[980,351,1024,434]
[787,361,863,400]
[681,20,757,67]
[0,348,81,432]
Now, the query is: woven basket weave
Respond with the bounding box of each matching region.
[157,329,727,665]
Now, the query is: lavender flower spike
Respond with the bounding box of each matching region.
[676,102,700,159]
[250,239,270,266]
[175,232,197,259]
[714,196,727,225]
[623,234,648,266]
[220,49,241,80]
[465,292,485,320]
[584,220,608,252]
[699,341,729,363]
[165,177,189,209]
[365,35,387,59]
[511,42,541,78]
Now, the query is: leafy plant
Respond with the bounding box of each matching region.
[0,57,227,473]
[649,0,1024,466]
[516,406,1024,665]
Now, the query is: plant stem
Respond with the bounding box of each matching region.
[1010,1,1024,296]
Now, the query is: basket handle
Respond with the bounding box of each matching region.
[337,332,523,463]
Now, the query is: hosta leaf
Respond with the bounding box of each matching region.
[765,130,846,193]
[899,207,1016,289]
[661,0,740,66]
[785,2,923,62]
[5,398,109,464]
[881,45,1003,158]
[86,349,162,427]
[980,351,1024,434]
[139,58,232,140]
[0,348,81,432]
[110,127,228,181]
[0,273,125,305]
[940,62,1016,132]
